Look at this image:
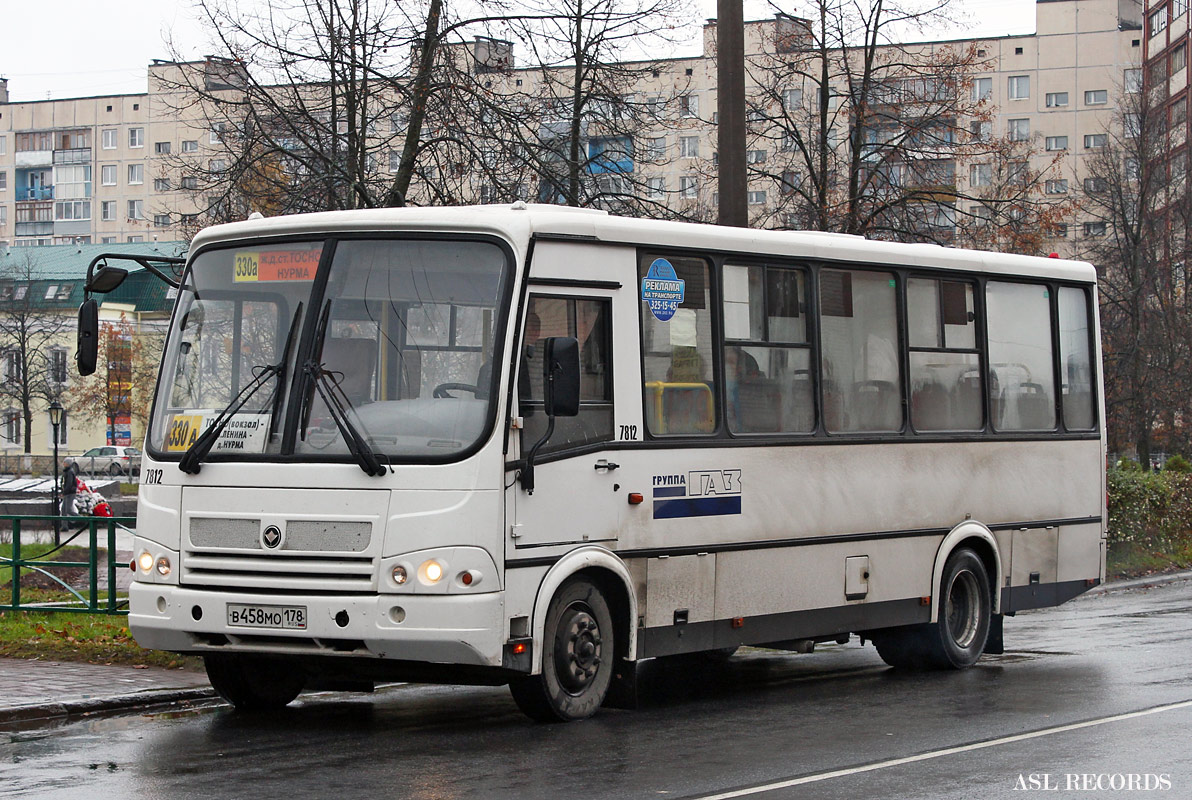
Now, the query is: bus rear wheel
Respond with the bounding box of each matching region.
[204,654,305,711]
[509,577,614,722]
[874,547,991,670]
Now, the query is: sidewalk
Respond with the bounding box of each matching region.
[0,658,215,726]
[0,570,1189,728]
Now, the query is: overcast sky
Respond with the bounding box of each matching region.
[2,0,1038,103]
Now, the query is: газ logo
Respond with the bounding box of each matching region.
[651,469,742,519]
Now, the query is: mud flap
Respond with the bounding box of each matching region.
[603,656,639,709]
[983,613,1005,655]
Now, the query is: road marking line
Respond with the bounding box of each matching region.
[692,698,1192,799]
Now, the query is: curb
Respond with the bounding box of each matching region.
[0,686,218,727]
[1087,569,1192,596]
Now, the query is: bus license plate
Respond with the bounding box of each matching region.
[226,604,307,630]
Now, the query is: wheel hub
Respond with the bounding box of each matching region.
[945,570,981,649]
[554,604,602,694]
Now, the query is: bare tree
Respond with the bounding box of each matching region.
[0,252,73,453]
[501,0,695,213]
[744,2,1060,243]
[1079,77,1192,465]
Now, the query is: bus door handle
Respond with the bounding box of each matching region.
[594,459,620,472]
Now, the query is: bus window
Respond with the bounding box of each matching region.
[640,254,715,435]
[520,295,613,453]
[987,281,1056,431]
[722,264,814,434]
[907,278,982,431]
[820,268,902,433]
[1058,287,1095,430]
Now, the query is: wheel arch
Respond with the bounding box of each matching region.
[529,547,638,674]
[929,522,1003,623]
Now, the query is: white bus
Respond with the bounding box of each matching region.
[79,204,1105,721]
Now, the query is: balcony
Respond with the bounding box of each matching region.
[15,150,53,168]
[15,222,54,237]
[53,148,92,165]
[16,187,54,202]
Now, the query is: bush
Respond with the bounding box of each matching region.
[1163,454,1192,473]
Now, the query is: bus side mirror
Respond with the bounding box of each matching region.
[77,299,99,377]
[543,336,580,418]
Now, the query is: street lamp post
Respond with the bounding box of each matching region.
[49,401,63,546]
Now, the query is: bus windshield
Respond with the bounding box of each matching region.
[149,237,510,463]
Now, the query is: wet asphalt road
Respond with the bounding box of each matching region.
[3,579,1190,800]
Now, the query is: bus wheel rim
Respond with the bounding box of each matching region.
[946,570,981,649]
[554,602,602,695]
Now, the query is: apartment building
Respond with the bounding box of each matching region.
[0,0,1142,257]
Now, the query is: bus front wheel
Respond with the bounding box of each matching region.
[873,547,991,670]
[509,577,614,722]
[204,654,305,711]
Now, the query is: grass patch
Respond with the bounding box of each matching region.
[0,610,202,670]
[1107,539,1192,581]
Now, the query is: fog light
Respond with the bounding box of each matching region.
[137,551,154,574]
[421,560,443,583]
[392,565,408,585]
[460,571,473,586]
[156,556,172,576]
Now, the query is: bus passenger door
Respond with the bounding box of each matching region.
[510,291,624,548]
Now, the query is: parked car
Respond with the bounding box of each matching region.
[77,446,141,477]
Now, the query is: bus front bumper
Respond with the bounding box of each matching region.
[128,583,505,668]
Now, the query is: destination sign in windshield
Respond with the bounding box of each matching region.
[234,248,322,282]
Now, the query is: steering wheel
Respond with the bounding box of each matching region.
[433,382,481,398]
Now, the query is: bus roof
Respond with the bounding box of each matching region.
[190,204,1098,284]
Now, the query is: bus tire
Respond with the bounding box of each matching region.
[204,654,305,711]
[874,548,991,670]
[509,577,614,722]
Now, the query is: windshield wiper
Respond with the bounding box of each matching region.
[304,361,388,477]
[178,302,303,475]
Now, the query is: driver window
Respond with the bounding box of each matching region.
[519,294,613,454]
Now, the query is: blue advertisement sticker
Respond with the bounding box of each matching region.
[641,258,685,322]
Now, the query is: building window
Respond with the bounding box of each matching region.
[1173,97,1188,125]
[101,201,116,221]
[1177,0,1189,17]
[101,236,117,243]
[2,408,21,447]
[181,176,199,190]
[1084,177,1108,193]
[182,140,199,153]
[0,171,5,192]
[1045,92,1068,108]
[1150,8,1169,36]
[1045,136,1068,151]
[1084,133,1108,148]
[54,201,90,221]
[129,128,144,148]
[679,176,697,198]
[1084,89,1109,105]
[644,137,666,161]
[154,213,171,227]
[1008,161,1029,184]
[49,348,68,385]
[100,165,116,185]
[680,136,700,158]
[210,123,226,144]
[128,199,144,220]
[972,77,992,102]
[1008,75,1030,100]
[678,94,699,119]
[782,88,803,110]
[1083,221,1107,236]
[1173,45,1187,75]
[969,163,992,187]
[0,135,5,155]
[746,149,767,164]
[209,159,226,172]
[646,177,665,198]
[1125,69,1142,93]
[747,190,767,205]
[1008,119,1030,141]
[0,207,6,226]
[1045,179,1069,194]
[102,129,117,150]
[127,236,144,243]
[1,351,20,385]
[154,141,172,154]
[969,121,991,142]
[128,163,144,184]
[154,178,170,191]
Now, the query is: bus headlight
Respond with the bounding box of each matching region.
[138,551,154,574]
[392,565,408,585]
[420,560,444,584]
[156,556,172,577]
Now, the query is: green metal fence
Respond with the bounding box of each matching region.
[0,515,136,615]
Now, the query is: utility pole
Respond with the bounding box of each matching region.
[717,0,747,227]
